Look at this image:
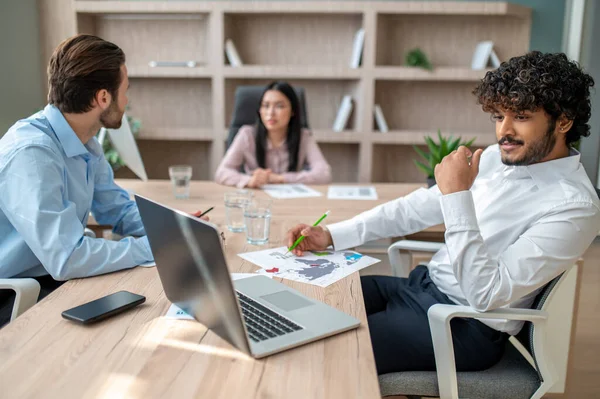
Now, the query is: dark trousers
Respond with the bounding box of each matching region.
[362,266,508,374]
[0,275,65,328]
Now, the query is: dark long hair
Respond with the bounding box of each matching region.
[255,81,302,171]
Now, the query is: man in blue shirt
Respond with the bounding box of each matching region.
[0,35,187,324]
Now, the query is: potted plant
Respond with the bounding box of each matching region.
[404,48,433,71]
[414,130,475,187]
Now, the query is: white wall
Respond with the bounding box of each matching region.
[0,0,45,136]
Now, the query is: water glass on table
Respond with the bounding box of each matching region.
[244,199,272,245]
[168,165,192,199]
[224,191,253,232]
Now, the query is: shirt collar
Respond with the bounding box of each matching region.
[267,137,287,151]
[499,147,581,186]
[43,104,89,158]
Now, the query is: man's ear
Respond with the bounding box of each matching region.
[94,89,112,111]
[557,115,574,134]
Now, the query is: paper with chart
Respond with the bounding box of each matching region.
[261,184,322,199]
[327,185,378,200]
[165,273,272,319]
[238,246,380,287]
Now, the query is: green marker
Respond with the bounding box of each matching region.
[286,210,330,255]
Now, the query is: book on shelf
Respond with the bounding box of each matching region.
[225,39,243,67]
[373,104,389,133]
[332,95,353,132]
[349,28,365,68]
[471,41,501,70]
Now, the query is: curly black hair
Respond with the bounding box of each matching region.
[473,51,595,146]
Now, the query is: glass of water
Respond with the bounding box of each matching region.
[224,191,253,232]
[168,165,192,199]
[244,199,272,245]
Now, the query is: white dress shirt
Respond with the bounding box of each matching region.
[328,145,600,335]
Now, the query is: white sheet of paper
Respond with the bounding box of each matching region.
[239,246,380,288]
[261,184,322,199]
[327,186,378,200]
[138,261,156,267]
[164,273,272,319]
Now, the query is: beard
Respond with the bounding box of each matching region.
[100,99,124,129]
[499,118,557,166]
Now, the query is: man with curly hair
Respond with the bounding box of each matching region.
[286,51,600,374]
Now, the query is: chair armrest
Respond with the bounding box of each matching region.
[387,240,444,277]
[0,278,41,322]
[427,304,550,399]
[84,228,96,238]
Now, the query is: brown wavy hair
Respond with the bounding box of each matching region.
[473,51,595,146]
[48,34,125,114]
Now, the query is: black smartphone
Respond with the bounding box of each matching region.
[61,291,146,325]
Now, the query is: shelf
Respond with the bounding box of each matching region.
[75,1,214,13]
[223,66,361,80]
[127,65,213,78]
[75,2,530,17]
[370,131,496,146]
[138,128,214,141]
[312,130,363,143]
[374,67,493,81]
[374,2,530,16]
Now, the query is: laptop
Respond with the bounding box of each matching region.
[135,195,360,358]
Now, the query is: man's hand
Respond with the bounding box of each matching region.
[268,173,285,184]
[285,224,333,256]
[434,146,483,195]
[191,211,210,222]
[247,168,271,188]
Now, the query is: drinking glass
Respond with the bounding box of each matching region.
[244,199,272,245]
[224,191,253,232]
[168,165,192,199]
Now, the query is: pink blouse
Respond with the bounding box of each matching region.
[215,125,332,188]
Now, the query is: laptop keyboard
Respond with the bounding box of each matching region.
[236,291,304,342]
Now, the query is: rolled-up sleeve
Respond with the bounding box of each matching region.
[92,155,146,237]
[0,145,153,281]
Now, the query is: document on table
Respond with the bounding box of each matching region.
[164,273,273,319]
[238,246,380,288]
[261,184,322,199]
[327,185,378,200]
[139,261,156,267]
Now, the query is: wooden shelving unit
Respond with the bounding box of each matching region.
[42,1,531,183]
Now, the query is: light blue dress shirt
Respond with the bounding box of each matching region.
[0,104,153,280]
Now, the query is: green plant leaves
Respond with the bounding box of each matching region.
[405,48,433,71]
[413,130,476,179]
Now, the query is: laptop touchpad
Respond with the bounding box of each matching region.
[260,290,314,312]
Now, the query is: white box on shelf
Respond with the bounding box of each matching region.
[349,28,365,68]
[374,104,389,133]
[471,41,496,70]
[489,49,501,68]
[225,38,243,67]
[332,95,353,132]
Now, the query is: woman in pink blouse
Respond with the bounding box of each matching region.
[215,81,332,188]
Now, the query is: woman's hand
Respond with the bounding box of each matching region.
[268,173,285,184]
[247,168,271,188]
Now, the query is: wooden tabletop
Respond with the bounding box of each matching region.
[0,180,438,398]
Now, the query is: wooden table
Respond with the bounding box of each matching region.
[0,181,441,398]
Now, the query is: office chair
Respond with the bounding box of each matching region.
[380,240,581,399]
[226,85,310,150]
[0,228,96,324]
